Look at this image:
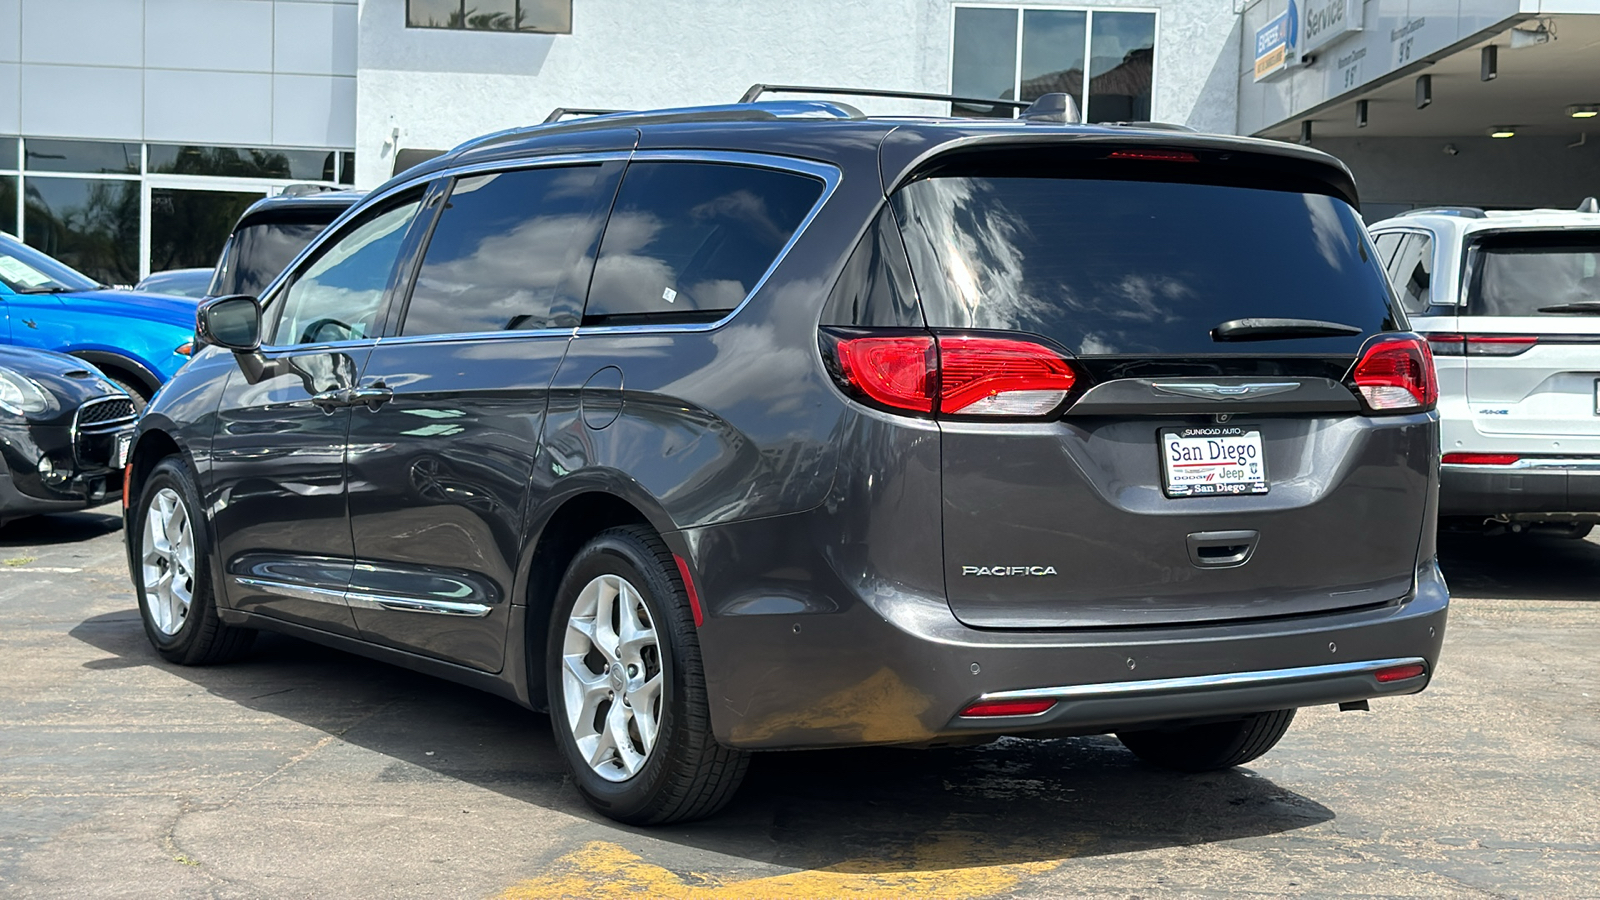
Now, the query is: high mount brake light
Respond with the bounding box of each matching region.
[827,332,1079,418]
[1425,333,1538,357]
[1106,149,1199,163]
[1442,452,1521,465]
[1350,335,1436,412]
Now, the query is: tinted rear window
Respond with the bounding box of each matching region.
[1466,231,1600,317]
[584,162,823,324]
[893,176,1398,356]
[212,215,340,296]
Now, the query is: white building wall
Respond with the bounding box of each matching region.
[0,0,357,148]
[355,0,1240,186]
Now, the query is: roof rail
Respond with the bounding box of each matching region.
[739,83,1030,115]
[1398,206,1486,219]
[542,107,629,124]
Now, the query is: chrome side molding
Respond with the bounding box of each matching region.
[233,577,491,618]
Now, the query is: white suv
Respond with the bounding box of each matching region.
[1369,200,1600,538]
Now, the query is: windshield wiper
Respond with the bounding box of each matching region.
[1536,301,1600,314]
[11,286,73,295]
[1211,317,1364,342]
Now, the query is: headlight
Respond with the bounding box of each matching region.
[0,367,51,416]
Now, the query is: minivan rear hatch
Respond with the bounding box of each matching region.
[889,142,1433,629]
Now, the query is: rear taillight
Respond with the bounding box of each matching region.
[1424,333,1537,356]
[1350,334,1437,412]
[825,331,1081,418]
[1442,452,1521,465]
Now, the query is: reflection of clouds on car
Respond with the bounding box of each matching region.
[1304,193,1354,272]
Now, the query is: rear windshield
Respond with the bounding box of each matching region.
[1466,231,1600,317]
[892,176,1399,356]
[210,216,340,297]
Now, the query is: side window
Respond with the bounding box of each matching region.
[1371,232,1403,269]
[584,161,824,324]
[271,194,423,346]
[401,164,620,336]
[1386,233,1434,314]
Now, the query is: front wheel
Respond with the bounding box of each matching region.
[1116,709,1296,772]
[546,526,748,824]
[133,457,254,665]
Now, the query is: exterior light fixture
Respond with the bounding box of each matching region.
[1356,99,1368,127]
[1488,126,1517,138]
[1300,120,1313,145]
[1481,45,1497,81]
[1567,104,1600,119]
[1416,75,1432,109]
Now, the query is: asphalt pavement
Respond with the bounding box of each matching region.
[1,506,1596,899]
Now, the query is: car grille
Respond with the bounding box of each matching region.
[76,396,137,428]
[73,395,138,470]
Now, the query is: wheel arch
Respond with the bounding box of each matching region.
[68,350,163,400]
[518,481,675,712]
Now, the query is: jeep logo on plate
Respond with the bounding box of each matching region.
[962,566,1059,577]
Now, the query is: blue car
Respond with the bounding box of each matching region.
[0,233,196,408]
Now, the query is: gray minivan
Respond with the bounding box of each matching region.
[125,93,1447,825]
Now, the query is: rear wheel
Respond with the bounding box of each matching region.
[1116,709,1296,772]
[546,526,748,824]
[133,457,254,664]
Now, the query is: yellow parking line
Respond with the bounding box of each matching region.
[497,830,1086,900]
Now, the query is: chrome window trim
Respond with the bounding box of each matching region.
[976,656,1428,704]
[233,576,492,617]
[1442,458,1600,472]
[575,150,843,337]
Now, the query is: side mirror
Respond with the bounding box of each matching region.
[196,294,262,352]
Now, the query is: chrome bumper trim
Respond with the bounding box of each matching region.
[978,656,1428,704]
[1443,458,1600,471]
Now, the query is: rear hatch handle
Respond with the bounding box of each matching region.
[1186,530,1259,568]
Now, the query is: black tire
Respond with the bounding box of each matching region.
[107,375,150,413]
[1116,709,1296,772]
[131,457,254,665]
[545,525,748,824]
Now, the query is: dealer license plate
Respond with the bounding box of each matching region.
[115,432,133,469]
[1160,427,1268,498]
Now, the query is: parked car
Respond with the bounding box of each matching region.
[1369,200,1600,538]
[134,268,213,299]
[0,345,137,527]
[0,232,197,408]
[125,93,1447,826]
[209,188,364,300]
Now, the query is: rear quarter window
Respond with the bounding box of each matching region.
[893,175,1400,356]
[583,162,823,324]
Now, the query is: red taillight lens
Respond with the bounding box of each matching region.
[938,336,1077,416]
[1374,663,1426,683]
[833,335,937,413]
[1351,335,1436,412]
[959,698,1057,717]
[1107,149,1199,162]
[1424,333,1537,357]
[1442,452,1521,465]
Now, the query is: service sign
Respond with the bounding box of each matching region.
[1253,3,1298,82]
[1300,0,1362,55]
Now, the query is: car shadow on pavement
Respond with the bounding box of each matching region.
[1437,531,1600,601]
[71,612,1333,872]
[0,508,122,547]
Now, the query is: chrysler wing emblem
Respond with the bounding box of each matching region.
[1152,381,1301,401]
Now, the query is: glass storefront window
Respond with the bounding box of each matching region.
[405,0,572,33]
[1,176,17,236]
[1087,11,1155,123]
[23,177,141,286]
[950,5,1157,124]
[148,145,339,182]
[24,139,140,175]
[149,187,266,274]
[0,137,18,171]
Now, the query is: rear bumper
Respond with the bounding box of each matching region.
[686,508,1448,750]
[1439,459,1600,517]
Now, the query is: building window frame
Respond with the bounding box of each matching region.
[405,0,573,34]
[948,3,1160,124]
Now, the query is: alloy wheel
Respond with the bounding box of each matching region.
[561,573,664,782]
[141,487,195,637]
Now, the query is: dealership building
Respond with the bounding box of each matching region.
[2,0,1598,283]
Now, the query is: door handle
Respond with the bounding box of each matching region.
[1186,530,1259,568]
[349,384,393,411]
[310,388,351,412]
